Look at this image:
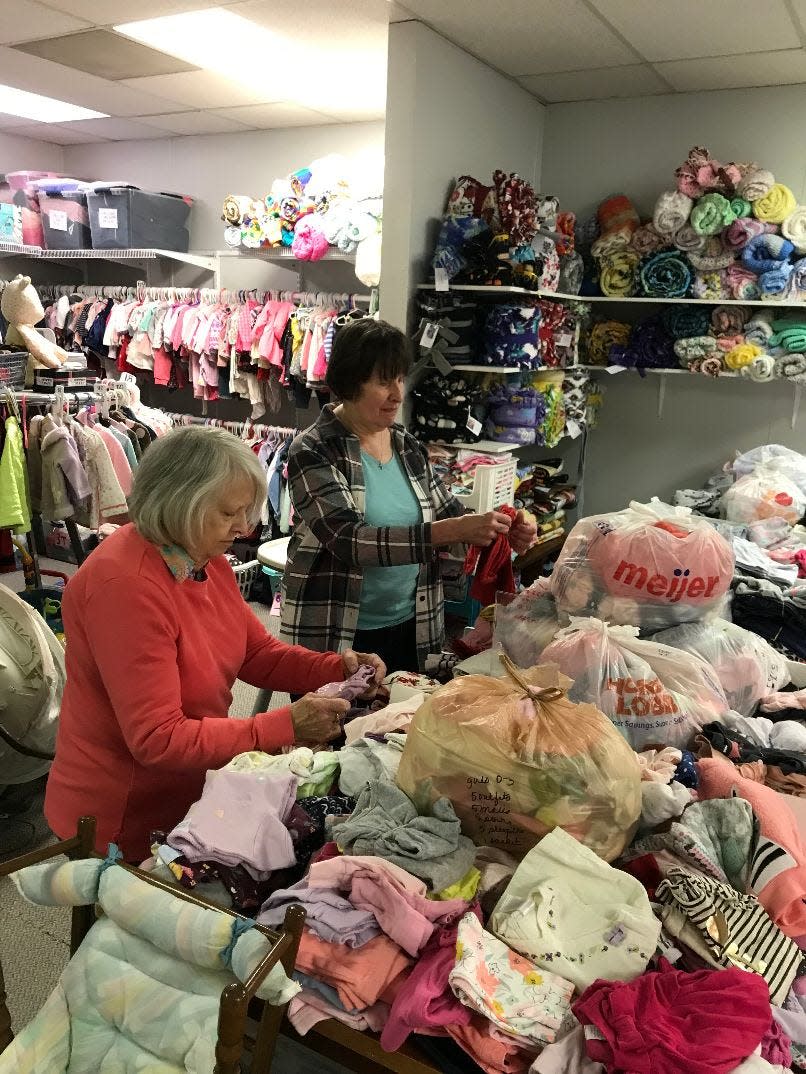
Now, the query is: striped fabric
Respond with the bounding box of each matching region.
[280,404,466,670]
[655,866,801,1004]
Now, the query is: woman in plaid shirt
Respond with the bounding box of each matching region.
[280,320,537,672]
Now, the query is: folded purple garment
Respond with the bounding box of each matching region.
[259,880,381,947]
[316,664,375,701]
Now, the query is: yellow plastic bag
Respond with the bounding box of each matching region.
[396,658,641,862]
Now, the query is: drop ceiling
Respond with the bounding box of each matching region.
[4,0,806,143]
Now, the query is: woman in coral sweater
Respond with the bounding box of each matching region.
[44,426,384,861]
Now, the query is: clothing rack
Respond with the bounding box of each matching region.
[165,412,297,438]
[5,280,374,308]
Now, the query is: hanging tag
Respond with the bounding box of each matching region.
[433,351,452,375]
[566,418,582,439]
[606,365,626,374]
[120,372,137,386]
[557,332,573,347]
[466,415,483,437]
[434,268,449,293]
[420,321,440,349]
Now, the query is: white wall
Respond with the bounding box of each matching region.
[380,21,545,328]
[542,87,806,514]
[0,131,63,173]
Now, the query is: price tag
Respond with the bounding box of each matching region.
[421,321,440,349]
[120,372,137,386]
[566,418,582,439]
[557,332,573,347]
[434,267,449,292]
[433,351,452,375]
[98,207,118,229]
[466,415,483,437]
[49,210,68,232]
[606,364,626,374]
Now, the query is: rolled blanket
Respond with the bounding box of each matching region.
[535,194,560,233]
[639,250,691,297]
[754,183,797,224]
[661,306,711,339]
[675,336,721,367]
[691,270,729,300]
[599,250,639,296]
[782,206,806,254]
[485,421,537,445]
[724,264,761,301]
[770,319,806,351]
[596,193,639,240]
[742,233,794,274]
[611,316,675,372]
[724,342,762,370]
[744,311,775,348]
[723,216,776,252]
[690,192,736,236]
[738,167,776,203]
[786,256,806,298]
[488,385,545,427]
[575,215,599,249]
[221,194,252,226]
[730,197,751,219]
[675,146,741,198]
[711,305,750,336]
[688,235,734,271]
[555,210,576,255]
[715,333,744,353]
[741,355,776,382]
[591,230,631,259]
[653,191,693,236]
[775,353,806,383]
[673,224,706,253]
[558,250,584,294]
[587,320,631,364]
[689,355,724,378]
[760,263,795,298]
[631,222,669,255]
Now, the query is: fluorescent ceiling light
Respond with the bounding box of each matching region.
[115,7,386,116]
[0,84,107,123]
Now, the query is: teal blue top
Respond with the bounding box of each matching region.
[357,448,422,629]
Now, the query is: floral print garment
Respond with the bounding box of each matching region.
[449,912,574,1046]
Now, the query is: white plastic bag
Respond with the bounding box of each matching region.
[495,578,559,668]
[550,498,734,633]
[653,618,790,716]
[732,445,806,497]
[541,617,728,749]
[723,466,806,526]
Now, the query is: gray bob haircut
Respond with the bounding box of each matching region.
[129,425,267,550]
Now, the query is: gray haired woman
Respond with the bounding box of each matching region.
[45,425,384,862]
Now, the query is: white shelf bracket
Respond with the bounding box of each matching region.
[657,373,667,420]
[793,383,802,430]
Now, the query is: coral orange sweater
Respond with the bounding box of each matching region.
[45,524,343,861]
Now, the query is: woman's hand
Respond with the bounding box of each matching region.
[457,510,513,547]
[342,649,386,693]
[509,510,538,555]
[291,695,349,745]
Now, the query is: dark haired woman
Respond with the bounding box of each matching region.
[281,318,536,672]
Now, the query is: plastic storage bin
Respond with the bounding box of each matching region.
[36,180,91,250]
[5,171,62,247]
[0,203,22,243]
[87,186,192,251]
[464,458,517,513]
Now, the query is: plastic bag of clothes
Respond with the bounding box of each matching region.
[732,444,806,497]
[494,578,560,667]
[541,617,728,749]
[723,465,806,525]
[550,498,734,632]
[396,658,641,862]
[652,617,790,716]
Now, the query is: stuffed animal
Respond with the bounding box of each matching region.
[1,276,67,369]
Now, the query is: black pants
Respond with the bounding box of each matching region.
[353,616,419,676]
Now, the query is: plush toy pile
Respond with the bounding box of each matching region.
[430,172,579,293]
[221,153,382,283]
[578,147,806,304]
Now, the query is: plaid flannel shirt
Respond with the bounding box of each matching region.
[280,404,465,670]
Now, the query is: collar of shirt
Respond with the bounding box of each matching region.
[160,543,206,583]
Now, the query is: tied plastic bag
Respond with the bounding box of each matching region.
[652,618,790,717]
[395,658,641,862]
[723,465,806,525]
[732,444,806,497]
[541,618,728,749]
[494,578,560,668]
[550,498,734,632]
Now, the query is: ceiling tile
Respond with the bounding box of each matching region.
[132,110,250,135]
[656,49,806,92]
[119,71,278,110]
[388,2,416,20]
[14,29,198,80]
[0,0,89,44]
[58,116,174,140]
[590,0,798,61]
[400,0,636,75]
[40,0,224,22]
[521,63,669,103]
[11,122,110,144]
[212,102,335,128]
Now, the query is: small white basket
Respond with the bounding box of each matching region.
[232,559,260,600]
[464,459,517,513]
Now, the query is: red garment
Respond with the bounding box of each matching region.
[796,548,806,578]
[573,961,771,1074]
[44,524,343,861]
[466,504,518,605]
[449,1016,533,1074]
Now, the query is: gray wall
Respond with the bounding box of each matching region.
[542,87,806,514]
[0,131,63,173]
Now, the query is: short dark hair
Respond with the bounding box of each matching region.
[325,318,412,401]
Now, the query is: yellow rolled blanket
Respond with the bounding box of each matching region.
[221,194,252,226]
[724,342,763,370]
[753,183,796,224]
[599,251,639,297]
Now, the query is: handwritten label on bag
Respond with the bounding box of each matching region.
[466,774,522,849]
[434,267,449,292]
[421,321,439,349]
[98,207,118,229]
[49,210,68,232]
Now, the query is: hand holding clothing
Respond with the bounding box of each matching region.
[342,649,387,692]
[509,509,538,555]
[291,695,350,745]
